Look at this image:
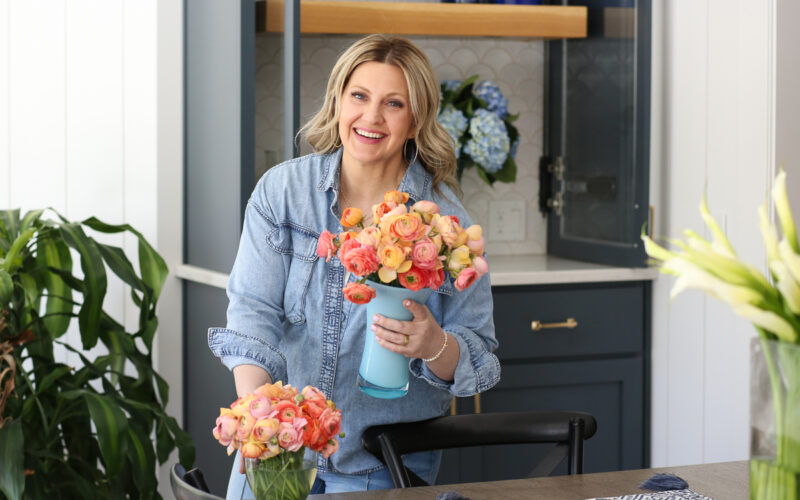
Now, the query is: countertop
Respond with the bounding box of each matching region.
[489,254,658,286]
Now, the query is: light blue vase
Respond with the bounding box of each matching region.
[357,281,433,399]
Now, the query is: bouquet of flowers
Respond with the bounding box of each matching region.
[316,190,488,304]
[437,76,519,186]
[212,381,342,499]
[642,170,800,499]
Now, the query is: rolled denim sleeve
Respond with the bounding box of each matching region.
[409,270,500,397]
[207,180,290,383]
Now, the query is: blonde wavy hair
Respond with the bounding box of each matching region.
[299,35,458,194]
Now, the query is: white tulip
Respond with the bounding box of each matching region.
[770,260,800,314]
[759,203,781,264]
[700,194,736,259]
[669,263,764,307]
[779,239,800,285]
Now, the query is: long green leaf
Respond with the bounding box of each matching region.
[126,423,156,497]
[38,236,73,337]
[0,269,12,305]
[165,416,195,468]
[0,420,25,500]
[97,244,147,293]
[59,224,107,349]
[84,392,129,477]
[20,209,44,232]
[2,227,35,273]
[82,217,167,302]
[0,209,21,241]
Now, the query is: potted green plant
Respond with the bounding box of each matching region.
[0,209,194,499]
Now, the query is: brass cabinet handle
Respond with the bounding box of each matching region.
[474,393,481,415]
[531,317,578,331]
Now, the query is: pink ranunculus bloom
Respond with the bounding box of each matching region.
[321,439,340,459]
[249,395,272,419]
[454,267,479,292]
[301,385,327,402]
[472,255,489,277]
[215,414,239,442]
[252,418,281,443]
[342,282,376,304]
[466,236,485,256]
[356,226,382,249]
[240,440,265,459]
[428,268,445,290]
[316,230,337,262]
[212,426,232,447]
[236,413,257,441]
[338,239,380,276]
[411,238,440,270]
[411,200,440,223]
[278,422,304,452]
[434,214,461,248]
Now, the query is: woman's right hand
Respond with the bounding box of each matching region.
[232,365,271,474]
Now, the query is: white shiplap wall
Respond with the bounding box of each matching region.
[0,0,183,494]
[650,0,777,467]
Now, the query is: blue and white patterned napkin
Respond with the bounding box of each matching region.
[587,490,714,500]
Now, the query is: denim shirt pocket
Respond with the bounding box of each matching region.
[266,222,319,325]
[434,278,454,297]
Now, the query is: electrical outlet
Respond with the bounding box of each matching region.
[488,199,525,241]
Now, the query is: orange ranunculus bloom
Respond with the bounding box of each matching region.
[340,207,363,227]
[252,418,280,443]
[379,244,406,270]
[389,213,426,242]
[398,265,429,292]
[272,400,302,423]
[342,282,376,304]
[372,201,396,223]
[240,440,265,459]
[384,190,410,204]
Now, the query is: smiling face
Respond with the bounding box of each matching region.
[338,61,416,170]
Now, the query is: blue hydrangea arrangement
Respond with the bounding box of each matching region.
[438,76,519,185]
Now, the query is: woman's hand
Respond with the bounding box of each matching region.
[371,299,460,382]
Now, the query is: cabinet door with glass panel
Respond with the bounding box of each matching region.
[541,0,651,267]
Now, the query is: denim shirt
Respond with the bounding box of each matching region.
[208,149,500,475]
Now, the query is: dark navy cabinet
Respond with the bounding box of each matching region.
[437,280,651,484]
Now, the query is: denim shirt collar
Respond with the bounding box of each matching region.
[317,147,430,203]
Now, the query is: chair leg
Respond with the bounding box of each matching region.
[567,418,586,475]
[377,433,412,488]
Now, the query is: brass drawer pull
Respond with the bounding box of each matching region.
[531,317,578,331]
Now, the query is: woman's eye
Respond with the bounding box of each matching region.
[351,92,366,100]
[387,100,403,108]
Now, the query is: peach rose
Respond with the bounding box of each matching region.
[340,207,363,227]
[316,230,338,262]
[454,267,479,292]
[342,282,376,304]
[389,213,426,242]
[384,190,410,204]
[338,239,380,276]
[411,238,440,270]
[398,265,429,292]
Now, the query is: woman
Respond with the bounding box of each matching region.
[208,34,499,497]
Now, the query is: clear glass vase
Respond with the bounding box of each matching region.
[750,337,800,498]
[244,450,317,500]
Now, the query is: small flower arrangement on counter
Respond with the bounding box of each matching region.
[437,76,519,186]
[316,190,488,304]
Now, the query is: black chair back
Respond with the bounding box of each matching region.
[170,463,224,500]
[362,410,598,488]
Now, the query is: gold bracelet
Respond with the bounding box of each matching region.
[423,331,448,363]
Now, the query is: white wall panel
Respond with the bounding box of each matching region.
[0,0,9,208]
[9,0,66,211]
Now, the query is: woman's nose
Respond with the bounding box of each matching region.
[363,102,383,124]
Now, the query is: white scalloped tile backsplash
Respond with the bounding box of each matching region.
[255,34,546,256]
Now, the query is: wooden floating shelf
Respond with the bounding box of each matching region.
[262,1,587,39]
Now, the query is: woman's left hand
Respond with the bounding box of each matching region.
[371,299,444,360]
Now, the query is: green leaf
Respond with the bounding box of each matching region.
[165,416,195,468]
[59,224,107,349]
[97,244,147,293]
[476,167,492,186]
[36,366,71,395]
[38,236,73,337]
[0,269,12,305]
[84,392,129,477]
[0,209,21,241]
[155,420,175,465]
[0,420,25,500]
[492,157,517,184]
[126,423,157,497]
[20,209,44,232]
[2,227,35,273]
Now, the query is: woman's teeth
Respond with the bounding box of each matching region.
[355,129,385,139]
